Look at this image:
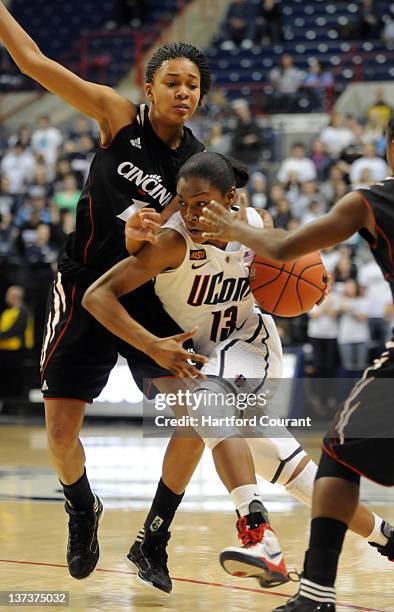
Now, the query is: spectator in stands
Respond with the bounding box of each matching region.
[8,124,32,150]
[223,0,253,47]
[349,142,388,187]
[252,0,282,45]
[31,115,62,178]
[248,171,268,209]
[268,53,302,113]
[0,174,18,217]
[362,109,384,145]
[319,164,346,205]
[0,141,35,194]
[0,285,33,401]
[24,223,58,351]
[366,86,392,129]
[14,188,52,229]
[358,255,393,358]
[230,99,263,168]
[303,60,334,111]
[69,134,96,186]
[205,122,231,156]
[272,197,292,229]
[307,293,339,417]
[301,200,324,226]
[352,167,374,190]
[68,116,97,145]
[294,179,327,218]
[53,159,73,192]
[276,142,316,185]
[310,138,333,182]
[29,163,52,197]
[53,174,82,214]
[267,183,285,211]
[382,9,394,42]
[357,0,382,40]
[334,255,358,290]
[337,278,370,373]
[320,112,355,157]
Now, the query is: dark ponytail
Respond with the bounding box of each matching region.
[177,152,249,194]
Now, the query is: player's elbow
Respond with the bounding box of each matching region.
[18,45,45,76]
[81,285,99,315]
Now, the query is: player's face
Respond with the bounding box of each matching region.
[145,58,201,125]
[177,176,234,243]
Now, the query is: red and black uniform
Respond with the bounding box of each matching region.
[323,177,394,486]
[40,105,204,401]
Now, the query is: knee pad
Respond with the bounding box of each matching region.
[316,450,361,485]
[285,459,317,507]
[191,376,241,449]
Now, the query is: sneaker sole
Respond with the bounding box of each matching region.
[219,550,289,586]
[125,555,171,595]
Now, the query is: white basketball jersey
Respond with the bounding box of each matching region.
[154,207,264,355]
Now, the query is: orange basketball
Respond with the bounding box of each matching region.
[249,252,328,317]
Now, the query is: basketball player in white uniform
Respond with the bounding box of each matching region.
[83,152,391,593]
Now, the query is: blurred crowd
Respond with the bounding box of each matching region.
[0,82,393,405]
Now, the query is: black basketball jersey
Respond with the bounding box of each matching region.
[358,177,394,302]
[58,104,204,286]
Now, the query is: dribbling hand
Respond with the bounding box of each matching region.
[147,327,208,379]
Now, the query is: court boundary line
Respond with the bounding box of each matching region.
[0,559,385,611]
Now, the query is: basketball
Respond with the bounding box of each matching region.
[249,252,328,317]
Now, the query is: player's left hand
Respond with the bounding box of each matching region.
[200,192,248,242]
[125,208,161,244]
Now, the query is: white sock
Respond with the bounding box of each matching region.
[367,513,388,545]
[230,484,261,517]
[300,577,336,604]
[285,460,317,508]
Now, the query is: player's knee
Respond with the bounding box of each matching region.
[46,420,80,454]
[316,450,361,485]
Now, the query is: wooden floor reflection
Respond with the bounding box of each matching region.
[0,424,393,611]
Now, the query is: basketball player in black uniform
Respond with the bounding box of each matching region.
[0,1,211,580]
[200,121,394,611]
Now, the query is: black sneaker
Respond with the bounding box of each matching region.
[369,520,394,561]
[65,493,103,579]
[127,529,172,593]
[273,594,335,611]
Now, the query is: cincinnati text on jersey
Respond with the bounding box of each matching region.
[117,161,173,207]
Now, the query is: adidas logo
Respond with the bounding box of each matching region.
[42,379,48,391]
[130,137,142,149]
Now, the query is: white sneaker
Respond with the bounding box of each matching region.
[220,517,289,588]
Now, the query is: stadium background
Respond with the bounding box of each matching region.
[0,0,393,423]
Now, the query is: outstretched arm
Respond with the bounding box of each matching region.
[82,230,208,377]
[0,1,134,143]
[201,192,373,261]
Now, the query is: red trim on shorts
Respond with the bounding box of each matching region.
[41,284,77,381]
[44,396,93,404]
[322,440,392,488]
[83,191,95,264]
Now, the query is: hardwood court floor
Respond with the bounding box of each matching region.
[0,424,393,612]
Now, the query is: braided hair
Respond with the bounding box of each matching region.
[145,42,211,104]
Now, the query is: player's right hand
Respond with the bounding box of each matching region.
[147,328,208,379]
[125,208,161,244]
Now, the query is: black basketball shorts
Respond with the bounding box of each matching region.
[40,273,187,403]
[323,343,394,487]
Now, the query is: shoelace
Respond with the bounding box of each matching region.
[68,509,96,553]
[236,517,266,547]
